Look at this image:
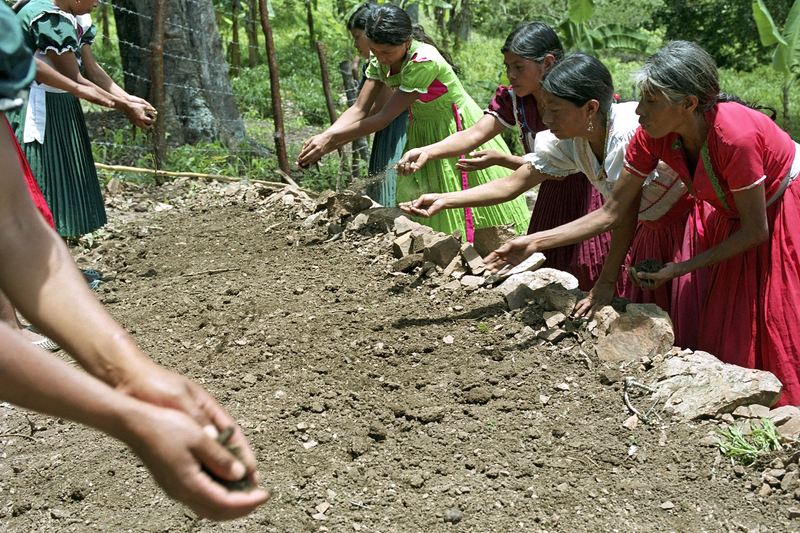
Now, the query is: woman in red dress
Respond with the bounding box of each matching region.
[622,41,800,406]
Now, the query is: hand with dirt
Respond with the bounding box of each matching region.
[572,279,616,319]
[398,193,443,218]
[114,357,261,485]
[395,148,429,176]
[484,235,540,274]
[626,259,678,290]
[120,402,270,521]
[454,149,505,172]
[120,97,157,129]
[297,134,333,169]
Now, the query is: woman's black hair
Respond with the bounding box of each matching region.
[540,53,614,114]
[347,3,377,32]
[365,4,460,74]
[500,22,564,63]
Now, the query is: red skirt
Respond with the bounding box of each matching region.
[695,181,800,406]
[621,193,699,347]
[527,174,611,291]
[5,117,54,229]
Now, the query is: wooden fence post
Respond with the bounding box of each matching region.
[315,41,351,188]
[258,0,290,175]
[230,0,240,77]
[149,0,167,177]
[339,59,370,174]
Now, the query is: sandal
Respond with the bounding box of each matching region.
[82,269,103,281]
[26,326,60,352]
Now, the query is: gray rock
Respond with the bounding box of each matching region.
[460,243,485,275]
[497,269,579,310]
[538,328,567,343]
[322,190,373,220]
[394,215,420,236]
[392,254,424,273]
[766,405,800,425]
[460,275,484,289]
[648,350,782,420]
[422,234,461,268]
[778,417,800,442]
[594,304,674,363]
[392,233,413,258]
[472,223,517,258]
[443,508,462,524]
[485,252,546,285]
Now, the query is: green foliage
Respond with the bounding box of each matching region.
[753,0,800,132]
[649,0,791,71]
[718,419,781,464]
[165,140,278,180]
[554,0,655,55]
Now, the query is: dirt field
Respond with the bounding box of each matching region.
[1,178,799,533]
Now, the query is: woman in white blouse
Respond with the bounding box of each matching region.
[401,54,699,342]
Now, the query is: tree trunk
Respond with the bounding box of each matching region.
[305,0,316,50]
[246,0,259,68]
[448,0,471,50]
[113,0,245,146]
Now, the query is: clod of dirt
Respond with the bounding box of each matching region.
[633,258,666,288]
[633,258,666,273]
[207,427,256,492]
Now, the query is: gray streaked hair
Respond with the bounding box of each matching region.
[634,41,720,112]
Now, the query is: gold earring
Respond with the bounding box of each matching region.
[587,116,594,132]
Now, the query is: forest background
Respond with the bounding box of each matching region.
[9,0,799,197]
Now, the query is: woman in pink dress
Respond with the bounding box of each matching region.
[621,42,800,406]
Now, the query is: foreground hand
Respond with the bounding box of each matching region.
[124,403,269,521]
[395,149,428,176]
[626,261,679,290]
[115,360,259,478]
[573,279,616,319]
[455,149,502,172]
[122,99,157,129]
[398,193,442,218]
[483,236,539,274]
[297,134,332,169]
[75,85,114,108]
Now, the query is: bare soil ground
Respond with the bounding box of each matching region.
[1,178,799,533]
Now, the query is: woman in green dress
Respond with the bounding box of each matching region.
[7,0,155,238]
[348,2,407,207]
[298,4,529,240]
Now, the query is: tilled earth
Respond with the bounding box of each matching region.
[1,178,799,533]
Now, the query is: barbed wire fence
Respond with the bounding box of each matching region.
[90,0,370,188]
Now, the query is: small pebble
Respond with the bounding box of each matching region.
[443,508,462,524]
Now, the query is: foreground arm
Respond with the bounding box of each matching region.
[80,46,155,129]
[485,170,644,271]
[399,160,549,218]
[297,80,417,168]
[0,327,268,520]
[395,115,513,175]
[0,120,267,516]
[573,188,642,318]
[633,185,768,288]
[34,58,113,108]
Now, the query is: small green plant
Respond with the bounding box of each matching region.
[717,418,781,464]
[477,322,488,332]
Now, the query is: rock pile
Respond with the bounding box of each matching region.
[304,190,800,439]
